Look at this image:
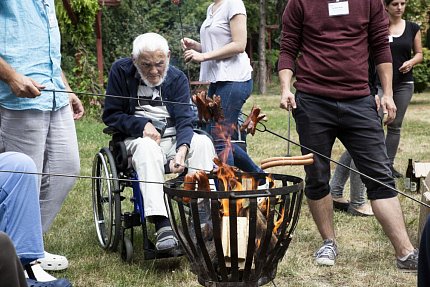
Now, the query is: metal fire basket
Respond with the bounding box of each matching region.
[164,172,304,287]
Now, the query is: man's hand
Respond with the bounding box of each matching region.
[143,122,161,144]
[279,69,296,111]
[279,90,296,111]
[9,74,44,98]
[69,94,84,120]
[381,94,397,125]
[169,145,188,174]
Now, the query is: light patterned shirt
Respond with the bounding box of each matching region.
[0,0,69,110]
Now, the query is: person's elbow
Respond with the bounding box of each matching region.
[233,41,247,53]
[416,52,424,64]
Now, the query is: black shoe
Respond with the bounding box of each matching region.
[333,198,349,212]
[390,166,403,178]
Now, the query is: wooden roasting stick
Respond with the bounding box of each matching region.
[261,153,314,170]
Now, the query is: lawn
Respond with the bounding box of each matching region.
[44,90,430,287]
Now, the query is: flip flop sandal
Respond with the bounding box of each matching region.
[37,252,69,271]
[26,278,72,287]
[155,226,179,252]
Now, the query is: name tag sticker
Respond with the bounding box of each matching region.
[328,0,349,17]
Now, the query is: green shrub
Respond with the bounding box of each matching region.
[413,47,430,93]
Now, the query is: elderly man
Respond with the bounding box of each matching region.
[103,33,216,253]
[278,0,417,269]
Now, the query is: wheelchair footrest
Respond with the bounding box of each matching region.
[122,212,141,229]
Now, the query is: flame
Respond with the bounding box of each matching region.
[273,206,285,235]
[212,123,236,164]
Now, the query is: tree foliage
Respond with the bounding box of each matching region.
[56,0,430,114]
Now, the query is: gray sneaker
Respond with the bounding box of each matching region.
[314,239,338,266]
[397,248,418,271]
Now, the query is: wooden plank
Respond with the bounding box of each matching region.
[418,171,430,245]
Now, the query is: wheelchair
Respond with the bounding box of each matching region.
[91,126,184,262]
[91,117,248,263]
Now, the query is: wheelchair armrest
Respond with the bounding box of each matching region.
[103,126,122,136]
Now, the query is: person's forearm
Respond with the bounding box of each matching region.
[0,57,18,84]
[279,69,294,93]
[202,42,245,61]
[61,72,72,92]
[410,52,423,66]
[376,63,393,97]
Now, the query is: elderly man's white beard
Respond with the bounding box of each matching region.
[137,62,170,88]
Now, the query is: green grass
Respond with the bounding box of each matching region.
[45,90,430,286]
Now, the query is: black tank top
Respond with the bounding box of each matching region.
[390,21,420,84]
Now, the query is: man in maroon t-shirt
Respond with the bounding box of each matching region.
[278,0,418,270]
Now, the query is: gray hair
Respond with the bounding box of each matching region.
[132,33,169,59]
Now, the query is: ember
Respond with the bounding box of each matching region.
[164,169,304,287]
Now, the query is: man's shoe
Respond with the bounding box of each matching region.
[37,251,68,271]
[155,226,179,252]
[314,239,338,266]
[26,278,72,287]
[397,249,418,271]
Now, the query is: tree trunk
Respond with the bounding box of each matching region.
[258,0,267,94]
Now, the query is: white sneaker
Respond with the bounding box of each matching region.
[37,251,69,271]
[25,263,57,282]
[314,239,338,266]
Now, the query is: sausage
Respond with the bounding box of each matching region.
[183,173,197,203]
[260,153,314,165]
[192,91,212,122]
[195,170,211,191]
[261,158,314,170]
[240,105,267,136]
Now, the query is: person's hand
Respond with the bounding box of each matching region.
[374,94,381,111]
[399,60,413,74]
[143,122,161,144]
[181,37,198,51]
[171,0,181,5]
[183,49,205,63]
[169,145,188,173]
[9,73,44,98]
[279,90,296,111]
[381,94,397,125]
[69,93,84,120]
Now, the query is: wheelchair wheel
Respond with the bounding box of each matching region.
[120,237,133,263]
[92,147,121,251]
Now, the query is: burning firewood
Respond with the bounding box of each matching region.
[240,105,267,136]
[192,91,224,123]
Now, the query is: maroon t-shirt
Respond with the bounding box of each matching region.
[278,0,392,99]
